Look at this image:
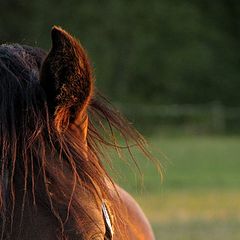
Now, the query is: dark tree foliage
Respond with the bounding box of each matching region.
[1,0,240,106]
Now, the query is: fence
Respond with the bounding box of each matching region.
[115,102,240,134]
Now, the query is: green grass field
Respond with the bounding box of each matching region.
[109,135,240,240]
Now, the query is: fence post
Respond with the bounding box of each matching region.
[211,102,225,133]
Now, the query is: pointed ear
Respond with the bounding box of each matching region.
[40,26,93,132]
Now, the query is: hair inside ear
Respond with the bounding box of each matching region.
[40,26,93,132]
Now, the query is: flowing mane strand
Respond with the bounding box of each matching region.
[0,43,157,239]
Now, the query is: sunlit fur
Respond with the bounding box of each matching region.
[0,29,156,239]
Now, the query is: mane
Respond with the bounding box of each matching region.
[0,44,156,239]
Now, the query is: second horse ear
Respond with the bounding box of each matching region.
[40,26,93,132]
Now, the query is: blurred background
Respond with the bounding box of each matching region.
[1,1,240,239]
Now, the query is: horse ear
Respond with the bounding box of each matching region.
[40,26,93,132]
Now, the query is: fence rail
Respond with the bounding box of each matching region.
[115,102,240,134]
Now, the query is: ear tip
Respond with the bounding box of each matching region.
[51,25,64,33]
[51,26,75,46]
[51,26,65,39]
[50,25,80,50]
[52,25,62,31]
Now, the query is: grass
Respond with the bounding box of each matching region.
[136,191,240,240]
[108,135,240,239]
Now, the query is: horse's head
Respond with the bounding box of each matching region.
[0,27,155,240]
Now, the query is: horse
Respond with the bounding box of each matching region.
[0,26,156,239]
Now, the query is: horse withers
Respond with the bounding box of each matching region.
[0,26,156,239]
